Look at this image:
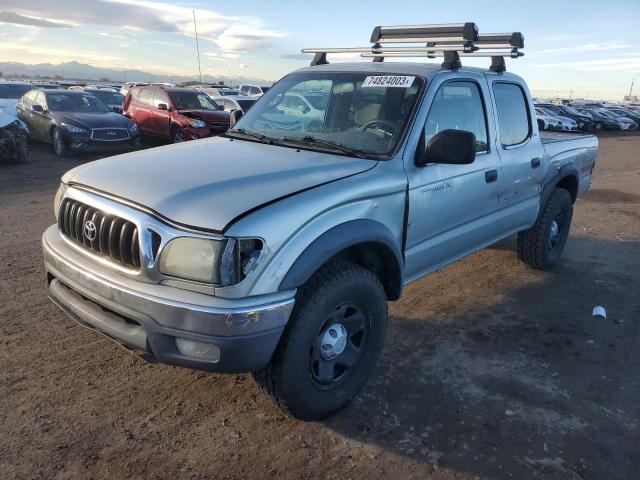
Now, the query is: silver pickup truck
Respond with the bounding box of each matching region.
[43,23,598,420]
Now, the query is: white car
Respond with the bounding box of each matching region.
[215,95,258,114]
[238,84,271,97]
[535,107,577,132]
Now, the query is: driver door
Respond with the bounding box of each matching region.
[403,77,502,280]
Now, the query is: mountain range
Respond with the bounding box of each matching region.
[0,61,272,86]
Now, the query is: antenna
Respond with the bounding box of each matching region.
[193,10,203,83]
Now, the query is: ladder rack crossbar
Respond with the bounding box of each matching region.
[302,22,525,71]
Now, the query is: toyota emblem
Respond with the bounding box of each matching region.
[84,220,97,241]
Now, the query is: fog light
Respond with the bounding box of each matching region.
[175,338,221,362]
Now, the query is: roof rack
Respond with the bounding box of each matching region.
[302,23,524,72]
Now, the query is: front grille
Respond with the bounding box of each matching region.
[58,198,141,269]
[91,128,129,141]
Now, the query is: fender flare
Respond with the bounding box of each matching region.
[278,219,404,299]
[541,163,579,208]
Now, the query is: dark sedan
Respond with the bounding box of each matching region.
[16,89,140,156]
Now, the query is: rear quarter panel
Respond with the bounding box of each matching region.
[541,133,598,197]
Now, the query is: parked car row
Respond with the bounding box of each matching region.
[534,100,640,132]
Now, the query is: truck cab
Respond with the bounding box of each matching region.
[43,23,597,421]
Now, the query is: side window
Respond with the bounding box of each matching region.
[240,86,249,94]
[139,88,154,106]
[153,90,170,108]
[36,92,47,109]
[424,81,488,153]
[493,83,531,147]
[22,91,35,107]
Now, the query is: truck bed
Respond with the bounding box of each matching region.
[540,131,594,144]
[540,131,598,199]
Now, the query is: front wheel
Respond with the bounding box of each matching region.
[253,259,388,421]
[171,127,186,143]
[517,188,573,270]
[52,127,67,157]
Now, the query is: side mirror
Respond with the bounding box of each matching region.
[31,104,44,112]
[157,103,168,111]
[415,129,476,167]
[229,109,243,127]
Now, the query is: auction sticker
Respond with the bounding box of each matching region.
[362,75,415,88]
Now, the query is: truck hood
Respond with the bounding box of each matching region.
[64,136,376,232]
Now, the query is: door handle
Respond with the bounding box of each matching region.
[531,158,541,169]
[485,169,498,183]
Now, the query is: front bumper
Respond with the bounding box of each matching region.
[43,225,294,373]
[181,124,228,140]
[66,134,140,152]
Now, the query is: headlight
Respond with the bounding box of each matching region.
[60,123,87,134]
[187,118,206,128]
[159,237,225,284]
[53,183,67,219]
[129,123,139,134]
[159,237,263,286]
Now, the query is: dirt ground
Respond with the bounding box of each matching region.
[1,133,639,480]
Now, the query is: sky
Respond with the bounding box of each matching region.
[0,0,638,100]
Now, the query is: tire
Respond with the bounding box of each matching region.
[16,139,29,163]
[52,127,67,157]
[171,126,186,143]
[253,259,388,421]
[517,188,573,270]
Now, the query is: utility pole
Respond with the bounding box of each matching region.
[193,10,202,84]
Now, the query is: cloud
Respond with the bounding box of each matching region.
[0,0,286,51]
[280,53,312,60]
[531,57,640,72]
[238,64,249,69]
[99,32,128,39]
[213,25,286,51]
[0,11,72,28]
[530,42,635,56]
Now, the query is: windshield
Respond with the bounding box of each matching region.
[89,90,123,105]
[0,84,34,99]
[46,93,111,113]
[562,106,580,115]
[170,91,220,110]
[232,72,424,157]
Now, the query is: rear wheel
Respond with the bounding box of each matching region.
[52,127,67,157]
[253,259,388,421]
[517,188,573,270]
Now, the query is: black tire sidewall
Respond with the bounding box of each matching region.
[543,190,573,266]
[271,261,387,420]
[52,128,66,156]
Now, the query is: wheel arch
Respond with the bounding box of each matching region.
[542,164,579,207]
[278,219,404,301]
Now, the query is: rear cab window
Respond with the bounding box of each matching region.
[493,82,531,147]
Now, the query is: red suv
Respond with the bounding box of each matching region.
[124,86,230,143]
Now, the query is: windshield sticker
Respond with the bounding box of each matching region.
[362,75,415,88]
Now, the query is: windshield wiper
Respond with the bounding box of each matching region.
[281,135,367,158]
[225,128,275,145]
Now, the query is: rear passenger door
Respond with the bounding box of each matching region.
[404,76,502,280]
[129,87,153,134]
[490,81,545,231]
[149,89,171,137]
